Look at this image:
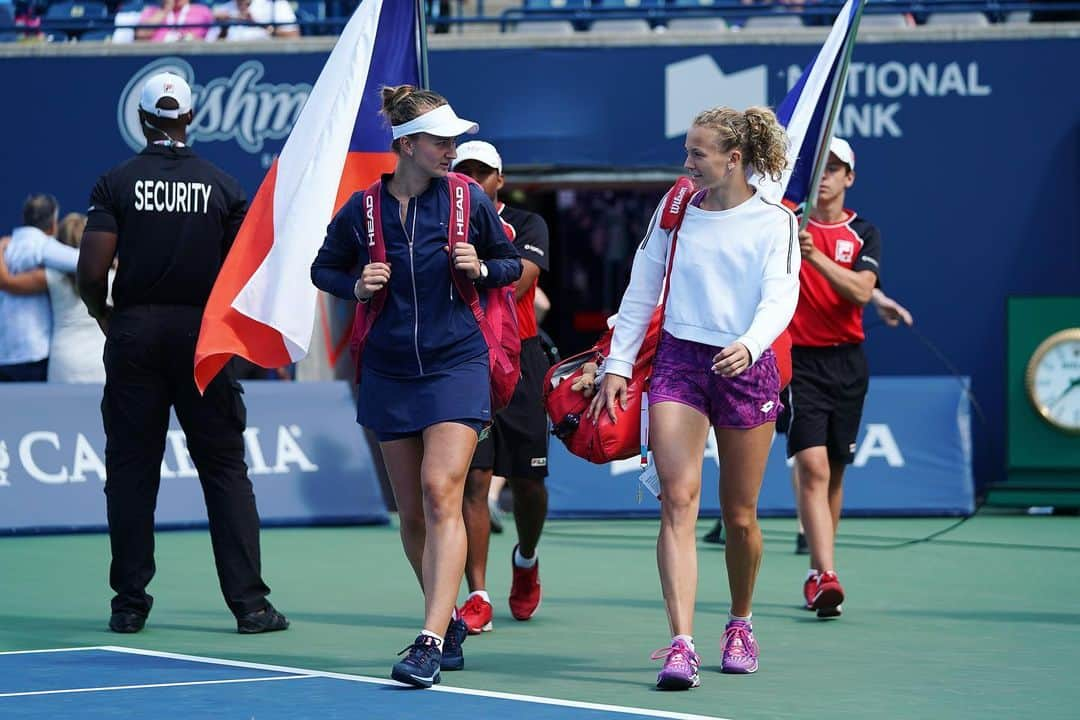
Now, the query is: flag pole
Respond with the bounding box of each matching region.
[416,0,430,89]
[799,0,866,230]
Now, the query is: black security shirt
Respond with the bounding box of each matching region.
[84,144,248,310]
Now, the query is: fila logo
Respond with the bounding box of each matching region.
[531,457,547,467]
[760,401,775,413]
[835,239,855,263]
[364,194,376,247]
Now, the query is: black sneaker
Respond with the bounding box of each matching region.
[795,532,809,555]
[109,610,147,634]
[702,519,725,545]
[236,604,289,634]
[392,635,442,688]
[441,617,467,671]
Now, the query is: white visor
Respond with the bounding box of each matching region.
[139,72,193,119]
[391,104,479,140]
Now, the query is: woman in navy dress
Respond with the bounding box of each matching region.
[311,85,521,688]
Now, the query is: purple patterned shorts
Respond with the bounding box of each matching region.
[649,332,782,429]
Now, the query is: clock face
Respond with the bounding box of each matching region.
[1026,329,1080,434]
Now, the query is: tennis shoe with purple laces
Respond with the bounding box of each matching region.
[650,638,701,690]
[720,620,759,674]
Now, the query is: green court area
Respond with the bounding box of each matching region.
[2,514,1077,719]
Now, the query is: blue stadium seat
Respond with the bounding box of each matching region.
[594,0,663,8]
[44,0,108,19]
[292,0,326,34]
[523,0,588,10]
[0,4,16,43]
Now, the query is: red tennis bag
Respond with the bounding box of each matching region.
[543,179,793,464]
[349,173,521,412]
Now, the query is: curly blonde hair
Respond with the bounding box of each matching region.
[379,84,449,151]
[691,106,789,181]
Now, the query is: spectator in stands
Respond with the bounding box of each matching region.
[0,213,111,383]
[208,0,299,41]
[592,106,799,687]
[0,194,78,382]
[135,0,214,41]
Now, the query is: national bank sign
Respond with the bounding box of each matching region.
[117,57,313,153]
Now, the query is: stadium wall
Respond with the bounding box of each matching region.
[1,26,1077,492]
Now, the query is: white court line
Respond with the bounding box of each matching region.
[97,646,732,720]
[0,674,314,698]
[0,647,102,656]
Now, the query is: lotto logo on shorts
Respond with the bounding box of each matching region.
[760,401,775,413]
[531,458,547,468]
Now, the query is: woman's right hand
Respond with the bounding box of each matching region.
[588,373,628,425]
[354,262,391,300]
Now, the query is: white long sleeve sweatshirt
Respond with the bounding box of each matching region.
[605,188,800,379]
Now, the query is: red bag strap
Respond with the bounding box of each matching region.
[445,173,512,373]
[657,177,699,309]
[361,178,388,315]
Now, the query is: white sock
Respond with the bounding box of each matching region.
[468,590,491,604]
[514,547,538,569]
[451,606,460,621]
[420,630,444,648]
[728,613,752,627]
[673,634,695,651]
[806,568,819,581]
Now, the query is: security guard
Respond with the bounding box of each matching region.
[77,72,287,635]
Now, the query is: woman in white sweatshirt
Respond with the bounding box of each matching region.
[591,106,799,688]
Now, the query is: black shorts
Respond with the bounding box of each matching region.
[470,336,551,479]
[781,344,869,464]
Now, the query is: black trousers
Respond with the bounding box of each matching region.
[102,305,270,618]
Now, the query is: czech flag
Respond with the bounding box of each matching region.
[194,0,421,392]
[759,0,865,206]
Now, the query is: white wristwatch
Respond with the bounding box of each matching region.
[478,261,489,280]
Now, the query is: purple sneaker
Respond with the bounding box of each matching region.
[720,620,759,674]
[650,639,701,690]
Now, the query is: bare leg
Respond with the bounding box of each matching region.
[417,422,478,636]
[795,446,835,572]
[380,437,426,587]
[462,467,492,592]
[828,459,847,540]
[650,402,711,637]
[509,476,548,559]
[716,423,774,617]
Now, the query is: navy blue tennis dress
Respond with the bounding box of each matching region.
[311,175,522,441]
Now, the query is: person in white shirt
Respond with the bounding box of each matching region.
[0,195,79,382]
[208,0,299,41]
[0,213,110,383]
[590,106,799,688]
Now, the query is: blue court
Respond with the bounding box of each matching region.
[0,647,724,720]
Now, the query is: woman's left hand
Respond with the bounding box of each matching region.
[712,342,751,377]
[451,243,482,279]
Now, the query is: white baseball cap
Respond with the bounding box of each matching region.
[829,137,855,170]
[452,141,503,173]
[139,72,192,119]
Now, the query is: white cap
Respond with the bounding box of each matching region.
[139,72,192,119]
[452,141,503,173]
[391,104,479,140]
[829,137,855,170]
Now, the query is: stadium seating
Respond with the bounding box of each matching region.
[925,11,990,26]
[0,3,16,42]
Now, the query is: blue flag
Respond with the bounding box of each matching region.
[760,0,865,207]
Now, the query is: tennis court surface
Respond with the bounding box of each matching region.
[2,515,1076,719]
